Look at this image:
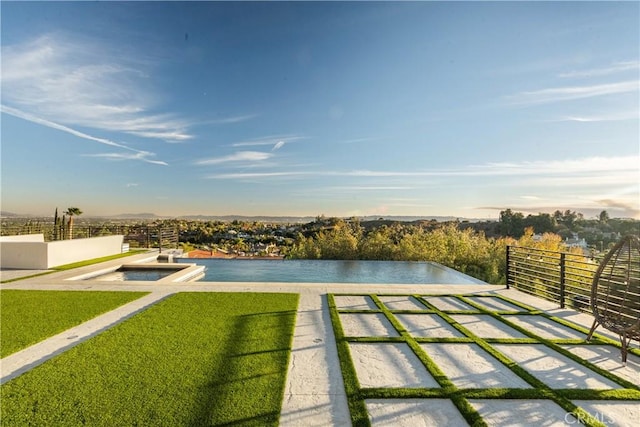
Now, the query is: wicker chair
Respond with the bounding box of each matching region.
[586,235,640,364]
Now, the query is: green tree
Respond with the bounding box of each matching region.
[599,210,609,224]
[53,207,59,240]
[523,213,557,234]
[64,207,83,239]
[359,227,397,260]
[316,220,361,259]
[498,209,525,237]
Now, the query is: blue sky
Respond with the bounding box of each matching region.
[1,1,638,219]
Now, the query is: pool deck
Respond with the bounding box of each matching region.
[1,255,639,426]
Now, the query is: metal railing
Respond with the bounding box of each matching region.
[506,245,599,313]
[0,225,179,249]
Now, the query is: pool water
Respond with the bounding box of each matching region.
[177,259,485,284]
[91,268,180,281]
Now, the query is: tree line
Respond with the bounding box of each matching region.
[496,209,637,241]
[287,218,580,285]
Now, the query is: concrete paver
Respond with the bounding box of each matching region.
[366,399,468,427]
[450,314,528,338]
[349,343,439,388]
[571,401,640,427]
[494,344,622,389]
[560,344,640,385]
[279,292,350,427]
[339,313,399,337]
[419,343,532,389]
[464,295,527,312]
[506,315,587,339]
[333,294,377,310]
[378,295,427,311]
[395,313,464,338]
[468,400,579,426]
[422,295,476,311]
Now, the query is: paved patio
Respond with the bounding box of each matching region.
[1,257,638,426]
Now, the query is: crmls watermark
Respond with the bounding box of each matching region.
[564,410,615,425]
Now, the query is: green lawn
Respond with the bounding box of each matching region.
[0,290,148,357]
[1,292,299,426]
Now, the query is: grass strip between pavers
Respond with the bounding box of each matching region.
[370,294,487,427]
[327,293,370,427]
[329,293,638,427]
[457,295,640,390]
[1,292,299,427]
[486,294,640,359]
[0,290,149,357]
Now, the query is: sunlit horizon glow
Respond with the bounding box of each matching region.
[1,2,638,220]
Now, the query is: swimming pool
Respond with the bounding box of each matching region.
[89,268,180,281]
[70,263,205,282]
[177,259,485,284]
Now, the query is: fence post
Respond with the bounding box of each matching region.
[559,252,566,308]
[505,246,511,289]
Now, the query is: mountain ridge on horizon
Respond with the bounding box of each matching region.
[0,211,477,223]
[3,210,637,222]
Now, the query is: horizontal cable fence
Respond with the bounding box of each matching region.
[506,245,599,313]
[0,225,179,249]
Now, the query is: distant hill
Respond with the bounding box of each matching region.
[179,215,317,223]
[177,214,481,223]
[1,212,486,223]
[357,215,476,222]
[0,211,22,218]
[107,213,160,219]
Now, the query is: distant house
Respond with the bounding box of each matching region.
[565,234,589,255]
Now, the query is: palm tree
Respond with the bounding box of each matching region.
[65,207,83,239]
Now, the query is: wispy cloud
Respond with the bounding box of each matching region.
[596,199,639,216]
[195,151,273,166]
[470,156,638,176]
[506,80,639,105]
[552,110,639,122]
[205,171,311,179]
[339,137,383,144]
[204,155,638,182]
[230,135,305,148]
[558,61,640,78]
[208,114,258,125]
[272,141,286,151]
[324,186,415,191]
[1,33,192,143]
[1,105,127,150]
[83,152,168,166]
[520,195,542,200]
[1,105,168,165]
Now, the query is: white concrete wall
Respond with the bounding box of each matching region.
[46,236,124,268]
[0,234,45,242]
[0,235,124,269]
[0,241,50,269]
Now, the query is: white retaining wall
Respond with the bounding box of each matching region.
[0,235,124,269]
[0,234,46,242]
